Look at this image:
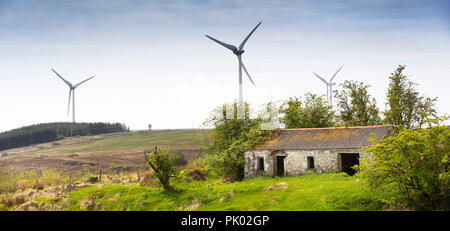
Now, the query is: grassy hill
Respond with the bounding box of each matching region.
[0,129,209,174]
[36,129,208,155]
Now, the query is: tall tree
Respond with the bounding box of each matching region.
[280,93,334,128]
[334,80,381,126]
[384,65,438,129]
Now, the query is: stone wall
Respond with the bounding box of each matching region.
[244,148,362,178]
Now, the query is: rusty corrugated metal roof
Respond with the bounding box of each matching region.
[255,125,393,150]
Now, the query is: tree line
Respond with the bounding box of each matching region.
[0,122,129,151]
[279,65,439,129]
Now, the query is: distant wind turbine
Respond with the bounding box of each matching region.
[313,65,344,107]
[205,21,262,105]
[51,68,95,123]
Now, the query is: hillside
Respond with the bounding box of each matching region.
[0,129,208,174]
[0,122,128,151]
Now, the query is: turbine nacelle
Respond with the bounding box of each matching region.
[233,50,245,55]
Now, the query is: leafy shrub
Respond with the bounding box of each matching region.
[143,146,179,190]
[359,125,450,210]
[203,102,275,180]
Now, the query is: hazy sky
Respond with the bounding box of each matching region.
[1,0,449,132]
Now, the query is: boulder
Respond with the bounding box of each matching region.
[277,182,288,189]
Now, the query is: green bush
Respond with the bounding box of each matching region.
[144,146,179,190]
[203,102,274,180]
[359,125,450,210]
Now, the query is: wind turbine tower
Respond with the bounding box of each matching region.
[51,69,95,123]
[313,65,344,107]
[205,21,262,105]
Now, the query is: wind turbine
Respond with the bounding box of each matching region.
[205,21,262,105]
[51,68,95,123]
[313,65,344,107]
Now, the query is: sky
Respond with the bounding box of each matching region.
[0,0,449,132]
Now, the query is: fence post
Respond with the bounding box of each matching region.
[69,175,72,191]
[36,179,39,190]
[99,169,102,183]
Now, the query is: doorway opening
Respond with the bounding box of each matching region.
[276,156,285,176]
[307,156,315,169]
[339,153,359,176]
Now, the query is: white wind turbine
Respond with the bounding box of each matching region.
[205,21,262,105]
[313,65,344,107]
[51,68,95,123]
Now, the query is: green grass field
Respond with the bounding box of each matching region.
[37,129,208,155]
[58,173,393,211]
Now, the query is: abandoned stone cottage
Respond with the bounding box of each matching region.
[244,125,393,178]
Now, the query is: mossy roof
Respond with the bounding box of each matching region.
[255,125,393,150]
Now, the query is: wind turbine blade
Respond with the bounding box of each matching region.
[239,21,262,49]
[313,72,328,84]
[240,59,256,87]
[74,76,95,88]
[329,65,344,82]
[205,35,237,52]
[67,89,72,116]
[52,68,72,87]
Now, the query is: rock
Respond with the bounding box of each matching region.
[265,182,288,191]
[180,203,201,211]
[63,184,74,193]
[46,186,62,194]
[79,198,95,210]
[76,183,94,189]
[39,203,65,211]
[94,203,103,211]
[277,182,288,189]
[24,189,43,200]
[13,201,38,211]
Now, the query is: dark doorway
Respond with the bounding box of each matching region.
[276,156,285,176]
[339,153,359,176]
[307,156,315,169]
